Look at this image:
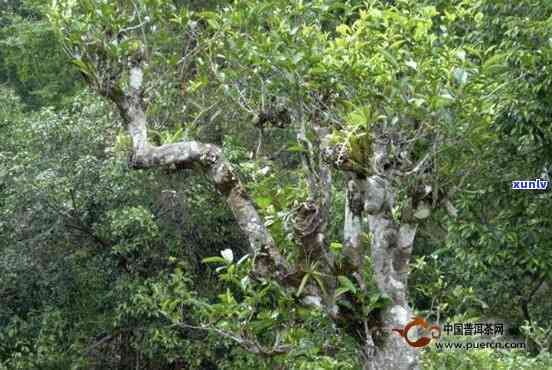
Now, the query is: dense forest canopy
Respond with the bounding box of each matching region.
[1,0,551,369]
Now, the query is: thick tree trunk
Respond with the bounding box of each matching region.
[341,172,419,370]
[363,175,419,370]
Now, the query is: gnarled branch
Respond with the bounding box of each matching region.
[99,66,290,279]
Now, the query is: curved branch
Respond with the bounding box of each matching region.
[102,67,290,279]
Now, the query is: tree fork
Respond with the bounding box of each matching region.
[102,66,291,281]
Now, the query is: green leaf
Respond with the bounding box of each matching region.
[330,242,343,254]
[379,48,399,69]
[237,254,250,266]
[292,52,304,65]
[202,256,226,264]
[312,274,327,297]
[337,275,357,294]
[296,273,311,297]
[255,196,272,209]
[287,144,307,153]
[71,58,93,76]
[335,287,350,298]
[207,19,219,29]
[482,52,509,74]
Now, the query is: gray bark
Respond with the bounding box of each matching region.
[342,124,425,370]
[340,173,419,370]
[338,139,421,369]
[362,176,419,369]
[344,173,365,272]
[108,67,290,279]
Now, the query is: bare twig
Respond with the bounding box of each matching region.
[174,323,291,356]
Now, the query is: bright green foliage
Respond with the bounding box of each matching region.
[149,254,360,369]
